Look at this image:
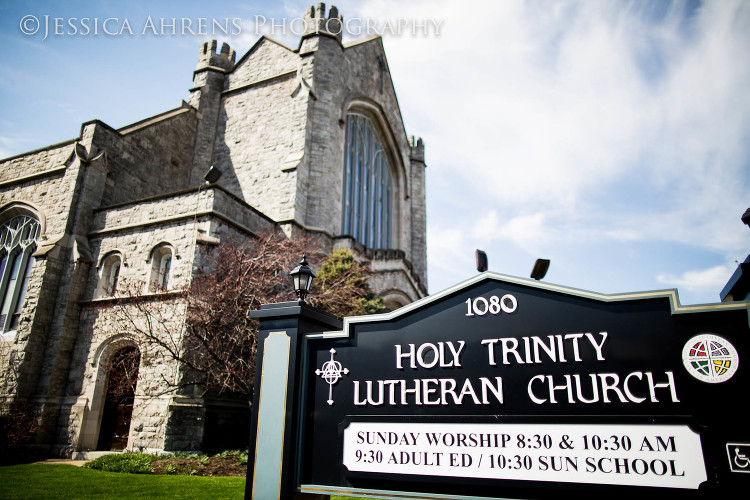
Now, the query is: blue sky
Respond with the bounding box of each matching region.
[1,0,748,304]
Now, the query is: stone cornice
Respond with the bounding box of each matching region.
[87,209,258,238]
[0,165,68,189]
[92,184,275,225]
[222,70,297,97]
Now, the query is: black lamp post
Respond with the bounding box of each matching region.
[290,254,315,302]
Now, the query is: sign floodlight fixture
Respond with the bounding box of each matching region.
[531,258,550,280]
[203,165,222,184]
[476,249,488,273]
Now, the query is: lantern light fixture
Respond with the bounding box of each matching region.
[290,254,315,302]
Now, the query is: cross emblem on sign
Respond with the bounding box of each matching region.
[315,348,349,405]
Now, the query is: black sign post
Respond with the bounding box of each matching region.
[245,300,341,500]
[248,273,750,499]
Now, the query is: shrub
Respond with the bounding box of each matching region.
[0,402,40,457]
[212,449,248,465]
[215,449,239,459]
[83,452,159,474]
[161,464,179,475]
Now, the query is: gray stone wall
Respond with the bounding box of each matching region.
[211,37,311,222]
[0,128,110,446]
[85,221,196,299]
[226,37,299,89]
[0,146,77,237]
[212,74,307,220]
[92,189,213,234]
[58,302,188,452]
[0,141,74,185]
[56,184,270,451]
[84,186,274,302]
[0,141,82,402]
[96,107,197,207]
[29,124,113,443]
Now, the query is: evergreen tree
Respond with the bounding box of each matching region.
[311,249,386,318]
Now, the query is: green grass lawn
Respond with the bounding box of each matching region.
[0,464,245,499]
[0,464,357,500]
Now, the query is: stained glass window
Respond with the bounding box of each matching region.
[0,215,40,331]
[342,114,393,249]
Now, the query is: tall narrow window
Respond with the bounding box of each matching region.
[98,254,122,297]
[342,114,393,249]
[159,253,171,290]
[149,245,173,292]
[0,214,41,332]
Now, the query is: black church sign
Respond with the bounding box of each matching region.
[247,273,750,499]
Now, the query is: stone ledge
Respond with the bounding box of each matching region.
[87,209,260,239]
[222,70,297,97]
[93,185,275,225]
[0,165,68,189]
[117,104,195,135]
[80,290,184,307]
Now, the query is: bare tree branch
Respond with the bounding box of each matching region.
[88,229,384,400]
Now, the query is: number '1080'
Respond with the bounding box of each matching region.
[465,295,517,317]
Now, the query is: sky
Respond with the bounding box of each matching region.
[0,0,748,305]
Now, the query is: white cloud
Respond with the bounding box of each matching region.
[605,228,642,242]
[2,0,747,303]
[427,226,465,267]
[657,264,735,295]
[0,136,37,160]
[472,210,551,254]
[426,225,475,291]
[345,0,750,276]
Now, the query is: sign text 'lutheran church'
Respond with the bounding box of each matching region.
[248,273,750,499]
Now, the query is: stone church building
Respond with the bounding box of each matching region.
[0,4,427,454]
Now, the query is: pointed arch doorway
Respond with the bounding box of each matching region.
[96,346,140,451]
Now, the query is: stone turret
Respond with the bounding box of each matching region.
[409,135,425,163]
[302,3,343,42]
[196,40,236,72]
[189,40,235,185]
[409,136,427,289]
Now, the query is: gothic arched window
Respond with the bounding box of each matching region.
[0,214,41,332]
[342,113,393,249]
